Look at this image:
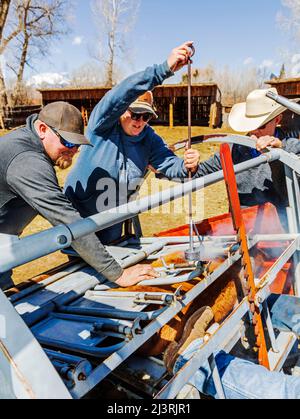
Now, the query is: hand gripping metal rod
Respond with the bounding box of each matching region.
[266,90,300,116]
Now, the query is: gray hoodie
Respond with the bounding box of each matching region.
[0,115,123,282]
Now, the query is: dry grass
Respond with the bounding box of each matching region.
[1,126,230,284]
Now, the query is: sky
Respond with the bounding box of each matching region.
[18,0,297,85]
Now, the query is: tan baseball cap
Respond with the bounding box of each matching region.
[38,102,91,146]
[128,91,158,118]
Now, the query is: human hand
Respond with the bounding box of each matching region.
[115,264,160,287]
[252,135,282,152]
[167,41,194,73]
[184,148,200,174]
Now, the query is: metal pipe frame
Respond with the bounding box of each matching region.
[0,143,299,276]
[155,237,300,399]
[0,150,282,273]
[155,300,249,399]
[2,138,300,399]
[12,232,295,399]
[266,91,300,116]
[67,236,261,399]
[57,304,168,322]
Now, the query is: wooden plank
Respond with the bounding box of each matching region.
[267,78,300,97]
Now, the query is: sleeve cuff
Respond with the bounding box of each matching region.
[282,138,300,154]
[100,262,124,283]
[161,60,175,78]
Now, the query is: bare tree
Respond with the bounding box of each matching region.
[69,62,105,87]
[276,0,300,76]
[182,64,260,105]
[8,0,71,104]
[91,0,140,87]
[0,1,12,40]
[0,0,23,109]
[182,64,216,84]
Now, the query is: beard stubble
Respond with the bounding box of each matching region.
[55,154,73,170]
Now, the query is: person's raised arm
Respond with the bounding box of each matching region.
[88,41,194,135]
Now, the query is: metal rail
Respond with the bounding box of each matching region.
[266,91,300,116]
[1,137,300,399]
[0,149,282,273]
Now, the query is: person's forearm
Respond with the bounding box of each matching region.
[71,234,123,282]
[282,137,300,154]
[192,154,222,178]
[44,206,124,282]
[7,155,124,283]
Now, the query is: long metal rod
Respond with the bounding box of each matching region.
[187,46,196,255]
[188,49,194,251]
[0,151,281,274]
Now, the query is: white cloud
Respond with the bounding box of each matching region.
[291,53,300,64]
[243,57,254,65]
[72,36,83,46]
[259,59,274,69]
[26,72,70,88]
[290,53,300,76]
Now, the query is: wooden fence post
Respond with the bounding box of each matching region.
[169,102,174,128]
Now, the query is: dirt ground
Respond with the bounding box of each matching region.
[0,126,230,284]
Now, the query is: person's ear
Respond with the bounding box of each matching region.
[35,120,48,140]
[275,114,283,126]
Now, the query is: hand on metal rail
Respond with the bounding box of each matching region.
[251,135,282,152]
[167,41,194,73]
[115,264,160,288]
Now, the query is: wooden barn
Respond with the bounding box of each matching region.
[1,104,42,129]
[267,77,300,132]
[38,83,222,128]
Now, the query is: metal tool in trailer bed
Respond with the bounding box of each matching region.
[1,104,300,399]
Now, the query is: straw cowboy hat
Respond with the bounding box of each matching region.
[228,88,286,133]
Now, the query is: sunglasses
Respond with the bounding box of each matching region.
[129,110,153,122]
[51,127,80,149]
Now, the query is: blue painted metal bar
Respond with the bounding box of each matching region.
[36,336,126,359]
[57,305,167,321]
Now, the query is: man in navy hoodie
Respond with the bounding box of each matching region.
[65,41,200,255]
